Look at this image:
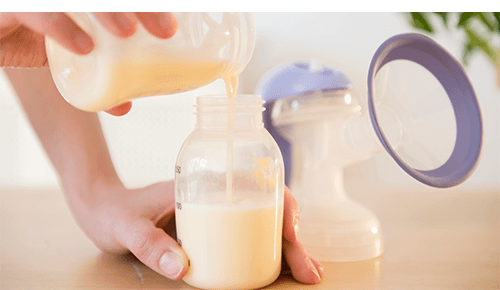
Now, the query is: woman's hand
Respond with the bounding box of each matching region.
[68,180,189,280]
[70,179,323,283]
[0,12,177,116]
[282,186,324,283]
[0,12,177,67]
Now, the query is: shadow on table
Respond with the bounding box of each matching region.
[74,252,190,289]
[74,252,383,289]
[265,256,383,289]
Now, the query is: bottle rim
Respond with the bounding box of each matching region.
[195,94,265,114]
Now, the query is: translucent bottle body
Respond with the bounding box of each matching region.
[174,95,284,289]
[45,13,255,112]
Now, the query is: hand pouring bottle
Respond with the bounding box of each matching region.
[45,13,255,112]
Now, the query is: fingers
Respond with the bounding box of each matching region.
[8,12,177,59]
[92,13,138,38]
[89,12,178,39]
[13,12,94,55]
[283,239,323,284]
[132,181,176,228]
[0,24,48,67]
[114,181,184,280]
[309,256,325,278]
[283,186,300,243]
[118,219,188,280]
[104,101,132,116]
[134,12,178,39]
[0,13,22,38]
[282,186,324,284]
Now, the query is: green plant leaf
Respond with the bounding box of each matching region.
[493,12,500,32]
[458,12,474,27]
[404,12,500,68]
[434,12,449,27]
[475,12,495,31]
[410,12,434,33]
[464,26,499,65]
[462,41,477,66]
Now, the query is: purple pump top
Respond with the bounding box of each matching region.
[256,62,352,101]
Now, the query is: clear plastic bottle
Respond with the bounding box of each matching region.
[45,13,255,112]
[174,95,284,290]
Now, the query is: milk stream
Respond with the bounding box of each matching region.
[224,75,238,203]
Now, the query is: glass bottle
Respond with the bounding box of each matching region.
[174,95,284,289]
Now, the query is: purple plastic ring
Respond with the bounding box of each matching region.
[367,33,483,188]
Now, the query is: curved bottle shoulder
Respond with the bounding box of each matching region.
[179,127,279,145]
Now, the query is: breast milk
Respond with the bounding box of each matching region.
[175,201,284,290]
[78,60,225,112]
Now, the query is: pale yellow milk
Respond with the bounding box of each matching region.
[175,201,284,289]
[84,60,226,112]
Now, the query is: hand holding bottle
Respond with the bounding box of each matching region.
[0,12,177,115]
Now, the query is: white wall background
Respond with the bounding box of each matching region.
[1,12,499,192]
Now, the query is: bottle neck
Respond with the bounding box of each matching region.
[195,95,264,131]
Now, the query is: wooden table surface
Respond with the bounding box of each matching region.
[1,186,498,289]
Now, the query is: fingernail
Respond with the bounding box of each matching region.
[316,262,325,278]
[73,32,93,54]
[307,257,321,283]
[293,215,300,240]
[159,251,183,279]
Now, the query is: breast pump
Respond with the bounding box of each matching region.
[257,33,483,262]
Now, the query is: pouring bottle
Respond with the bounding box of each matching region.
[45,12,255,112]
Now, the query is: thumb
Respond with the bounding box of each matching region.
[118,219,188,280]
